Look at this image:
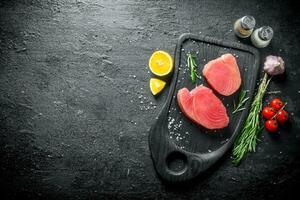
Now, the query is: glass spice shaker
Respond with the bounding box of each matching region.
[251,26,274,48]
[234,16,256,38]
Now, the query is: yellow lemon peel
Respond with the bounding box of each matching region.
[150,78,166,96]
[149,51,173,77]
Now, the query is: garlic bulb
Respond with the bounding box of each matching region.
[263,55,285,76]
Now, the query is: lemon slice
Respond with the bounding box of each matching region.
[149,50,173,77]
[150,78,166,96]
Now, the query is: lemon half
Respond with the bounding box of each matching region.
[150,78,166,96]
[148,50,173,77]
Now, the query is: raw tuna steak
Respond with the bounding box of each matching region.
[177,85,229,129]
[202,54,241,96]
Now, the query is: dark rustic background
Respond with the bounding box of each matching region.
[0,0,299,199]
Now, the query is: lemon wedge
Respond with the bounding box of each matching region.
[149,50,173,77]
[150,78,166,96]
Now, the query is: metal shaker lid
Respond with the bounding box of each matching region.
[240,15,256,30]
[258,26,274,41]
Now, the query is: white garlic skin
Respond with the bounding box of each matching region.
[263,55,285,76]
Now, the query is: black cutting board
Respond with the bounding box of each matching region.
[148,33,260,182]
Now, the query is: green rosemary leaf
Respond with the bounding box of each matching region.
[191,56,197,67]
[235,107,246,112]
[232,89,249,114]
[187,53,199,84]
[191,68,196,84]
[240,97,250,105]
[232,73,271,166]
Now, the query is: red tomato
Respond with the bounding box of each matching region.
[265,119,278,132]
[262,106,276,119]
[276,110,289,123]
[270,98,284,111]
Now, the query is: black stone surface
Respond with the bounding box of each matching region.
[0,0,299,199]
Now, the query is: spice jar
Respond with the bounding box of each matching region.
[234,16,256,38]
[251,26,274,48]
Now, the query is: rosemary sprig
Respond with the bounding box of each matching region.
[232,89,249,114]
[187,53,199,84]
[232,73,271,165]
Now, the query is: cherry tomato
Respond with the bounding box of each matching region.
[270,98,284,111]
[262,106,276,119]
[265,119,278,132]
[276,110,289,123]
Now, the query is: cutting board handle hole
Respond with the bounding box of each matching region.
[166,151,188,175]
